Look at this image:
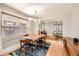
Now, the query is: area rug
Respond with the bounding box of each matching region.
[9,42,50,56]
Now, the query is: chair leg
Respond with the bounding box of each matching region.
[19,47,23,56]
[19,49,21,56]
[44,48,46,52]
[44,46,46,52]
[31,47,34,53]
[35,46,38,54]
[25,51,27,56]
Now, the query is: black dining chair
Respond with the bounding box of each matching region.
[19,39,34,56]
[35,38,46,52]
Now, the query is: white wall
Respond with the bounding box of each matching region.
[71,4,79,38]
[45,22,53,36]
[0,9,2,50]
[55,13,71,37]
[42,13,71,37]
[0,4,30,35]
[51,4,79,38]
[43,4,79,38]
[0,4,30,50]
[0,4,31,37]
[0,4,28,19]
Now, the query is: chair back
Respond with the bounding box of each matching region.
[20,40,30,47]
[36,39,45,44]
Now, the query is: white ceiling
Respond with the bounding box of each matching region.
[5,3,74,20]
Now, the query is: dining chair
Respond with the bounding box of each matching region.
[19,39,34,56]
[35,38,46,52]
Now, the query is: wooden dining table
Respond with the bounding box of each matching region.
[23,34,45,41]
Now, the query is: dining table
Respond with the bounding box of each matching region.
[22,34,45,42]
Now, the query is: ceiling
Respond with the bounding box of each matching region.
[5,3,74,20]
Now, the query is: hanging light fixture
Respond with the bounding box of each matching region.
[33,10,37,21]
[33,10,40,23]
[33,10,41,33]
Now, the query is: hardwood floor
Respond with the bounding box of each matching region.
[46,40,68,56]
